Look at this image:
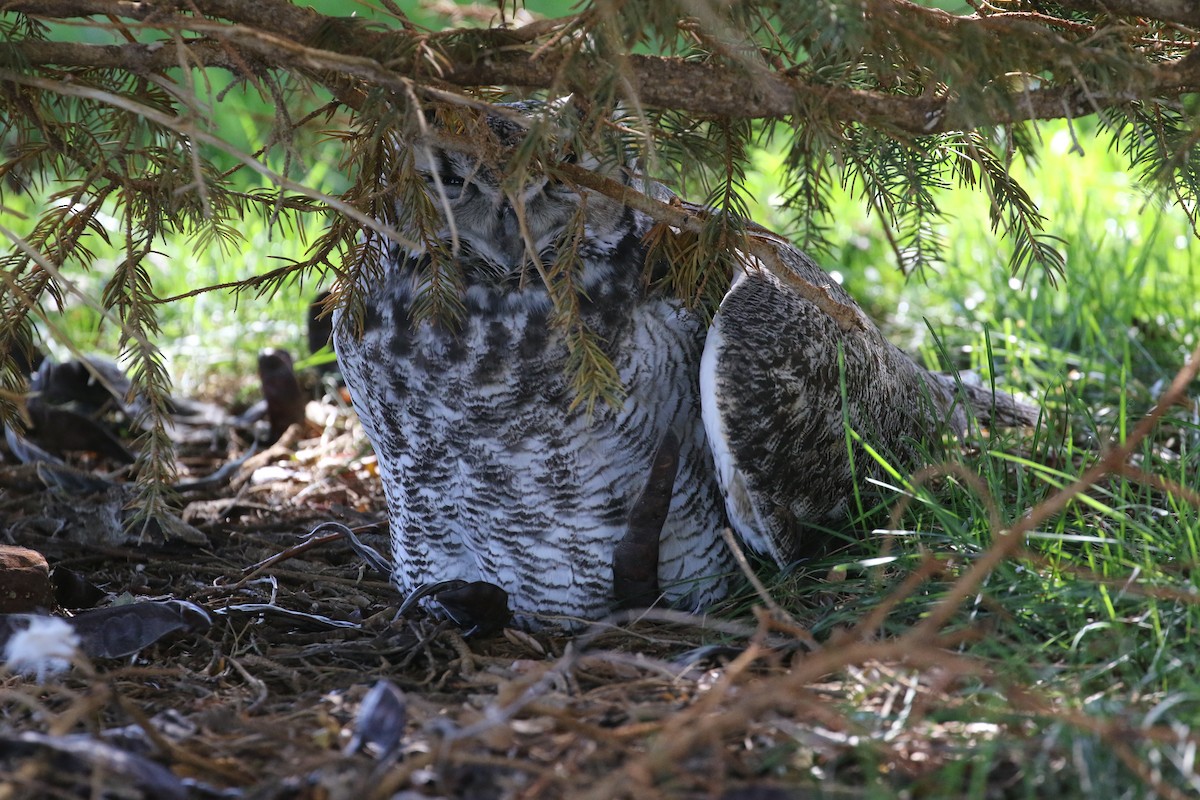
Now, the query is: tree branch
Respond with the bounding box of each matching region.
[5,34,1198,137]
[10,0,331,41]
[552,162,869,332]
[1052,0,1200,29]
[4,0,1200,136]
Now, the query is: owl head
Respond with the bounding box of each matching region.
[403,100,650,278]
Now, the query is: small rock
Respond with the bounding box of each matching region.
[0,546,53,613]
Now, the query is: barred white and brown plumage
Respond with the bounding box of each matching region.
[333,103,1036,630]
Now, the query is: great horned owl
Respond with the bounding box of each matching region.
[333,102,1036,630]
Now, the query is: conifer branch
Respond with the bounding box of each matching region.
[1052,0,1200,28]
[4,1,1200,132]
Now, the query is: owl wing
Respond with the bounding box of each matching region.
[699,232,1031,565]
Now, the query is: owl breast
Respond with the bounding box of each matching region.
[334,237,736,626]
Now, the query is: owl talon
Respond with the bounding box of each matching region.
[398,579,511,637]
[397,579,465,617]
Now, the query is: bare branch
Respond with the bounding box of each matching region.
[4,0,1200,136]
[1053,0,1200,28]
[5,37,1197,136]
[9,0,330,41]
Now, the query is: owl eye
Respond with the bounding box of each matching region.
[431,154,466,188]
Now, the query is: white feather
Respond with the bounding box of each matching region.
[4,616,80,683]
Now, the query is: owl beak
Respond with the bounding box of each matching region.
[494,201,527,266]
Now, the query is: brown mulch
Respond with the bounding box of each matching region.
[0,404,1067,800]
